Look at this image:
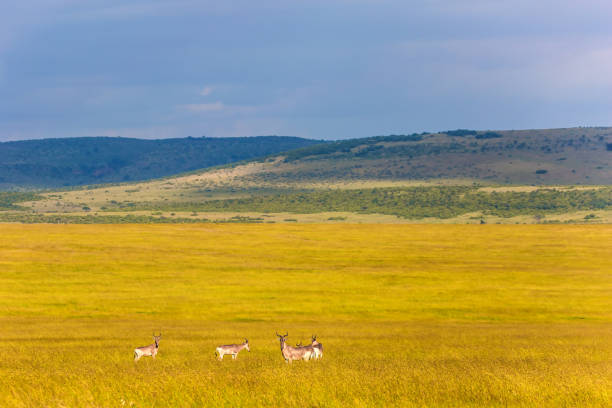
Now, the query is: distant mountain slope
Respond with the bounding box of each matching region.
[18,127,612,219]
[252,127,612,185]
[0,136,323,189]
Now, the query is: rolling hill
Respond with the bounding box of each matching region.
[3,127,612,224]
[0,136,323,189]
[251,127,612,185]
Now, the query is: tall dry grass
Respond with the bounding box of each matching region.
[0,224,610,407]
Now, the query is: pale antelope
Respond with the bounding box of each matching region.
[276,332,315,363]
[134,333,161,362]
[215,338,250,360]
[311,335,323,359]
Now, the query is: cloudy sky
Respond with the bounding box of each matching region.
[1,0,611,141]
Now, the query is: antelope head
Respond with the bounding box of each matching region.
[244,338,250,352]
[153,333,162,348]
[311,334,318,345]
[276,332,288,349]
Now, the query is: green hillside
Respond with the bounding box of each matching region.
[3,127,612,224]
[0,136,323,189]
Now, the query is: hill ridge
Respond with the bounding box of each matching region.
[0,135,323,189]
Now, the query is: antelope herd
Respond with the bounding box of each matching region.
[133,332,323,363]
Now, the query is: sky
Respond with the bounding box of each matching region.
[1,0,612,141]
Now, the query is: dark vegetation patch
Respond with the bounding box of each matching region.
[283,134,423,162]
[442,130,501,139]
[0,213,265,224]
[105,187,612,219]
[444,129,478,137]
[0,192,43,210]
[475,132,503,139]
[0,136,323,189]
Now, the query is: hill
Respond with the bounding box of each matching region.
[252,127,612,185]
[4,127,612,224]
[0,136,323,189]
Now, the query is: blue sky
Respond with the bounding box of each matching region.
[1,0,612,141]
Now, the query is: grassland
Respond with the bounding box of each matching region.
[10,184,612,225]
[1,224,611,407]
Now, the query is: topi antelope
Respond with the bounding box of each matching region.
[134,333,161,362]
[215,338,250,360]
[276,332,315,363]
[311,335,323,359]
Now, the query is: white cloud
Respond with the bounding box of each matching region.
[199,86,213,96]
[179,102,260,115]
[182,102,225,112]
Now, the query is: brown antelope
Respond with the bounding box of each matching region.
[134,333,161,362]
[276,332,315,363]
[215,339,250,360]
[311,335,323,359]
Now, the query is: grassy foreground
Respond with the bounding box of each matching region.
[0,224,611,407]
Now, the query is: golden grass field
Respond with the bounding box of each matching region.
[1,224,611,407]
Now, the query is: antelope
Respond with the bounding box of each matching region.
[276,332,315,363]
[215,338,250,360]
[311,335,323,359]
[134,333,161,362]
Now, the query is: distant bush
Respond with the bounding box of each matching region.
[0,192,43,210]
[607,143,612,151]
[475,132,503,139]
[0,213,265,224]
[4,186,611,223]
[535,169,548,174]
[444,129,477,137]
[283,134,422,162]
[142,186,612,220]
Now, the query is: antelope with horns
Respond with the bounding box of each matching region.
[215,339,250,360]
[311,335,323,360]
[276,332,315,363]
[134,333,161,362]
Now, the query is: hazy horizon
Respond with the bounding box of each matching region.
[2,125,612,144]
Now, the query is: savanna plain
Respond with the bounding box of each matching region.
[0,224,611,407]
